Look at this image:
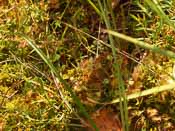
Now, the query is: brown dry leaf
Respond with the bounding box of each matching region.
[86,109,122,131]
[132,66,143,82]
[18,40,28,48]
[0,121,5,131]
[127,64,144,94]
[77,53,112,105]
[48,0,59,10]
[112,0,120,9]
[0,0,8,6]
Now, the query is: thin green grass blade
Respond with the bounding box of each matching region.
[105,30,175,59]
[19,34,99,131]
[86,0,101,16]
[87,82,175,104]
[96,0,129,130]
[114,63,129,131]
[145,0,175,29]
[110,82,175,104]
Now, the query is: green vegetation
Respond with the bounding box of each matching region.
[0,0,175,130]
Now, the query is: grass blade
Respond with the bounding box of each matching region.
[145,0,175,29]
[87,82,175,104]
[105,30,175,59]
[110,82,175,104]
[19,34,99,131]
